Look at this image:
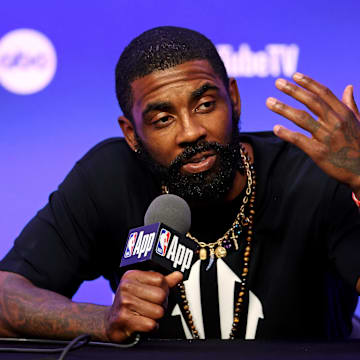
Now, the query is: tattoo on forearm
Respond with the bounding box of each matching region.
[0,275,108,341]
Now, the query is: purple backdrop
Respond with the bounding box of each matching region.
[0,0,359,315]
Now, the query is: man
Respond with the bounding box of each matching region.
[0,26,359,342]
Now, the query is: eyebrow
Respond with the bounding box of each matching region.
[142,101,172,119]
[190,82,220,101]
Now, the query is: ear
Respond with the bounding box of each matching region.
[118,116,138,152]
[228,78,241,118]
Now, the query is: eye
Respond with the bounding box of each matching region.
[195,100,216,113]
[153,115,173,128]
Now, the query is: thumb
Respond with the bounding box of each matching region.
[165,271,183,288]
[342,84,359,116]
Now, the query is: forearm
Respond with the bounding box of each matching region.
[0,271,110,341]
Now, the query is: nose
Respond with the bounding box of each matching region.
[176,113,207,147]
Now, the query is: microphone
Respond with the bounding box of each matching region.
[144,194,191,233]
[120,194,196,279]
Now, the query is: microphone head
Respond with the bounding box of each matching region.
[144,194,191,234]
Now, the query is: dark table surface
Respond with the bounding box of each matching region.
[0,338,359,360]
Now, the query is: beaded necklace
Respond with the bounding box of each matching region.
[163,145,256,339]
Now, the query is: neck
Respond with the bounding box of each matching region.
[225,142,254,201]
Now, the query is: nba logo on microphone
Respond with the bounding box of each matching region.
[124,232,138,258]
[156,229,171,256]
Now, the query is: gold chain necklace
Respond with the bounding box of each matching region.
[185,148,253,269]
[162,145,256,339]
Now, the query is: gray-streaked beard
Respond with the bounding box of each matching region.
[135,114,243,202]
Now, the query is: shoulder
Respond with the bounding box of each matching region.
[240,131,317,179]
[241,131,301,157]
[77,137,134,168]
[57,137,160,235]
[73,137,151,180]
[239,131,347,208]
[58,137,159,206]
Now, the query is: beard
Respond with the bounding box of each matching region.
[135,110,243,202]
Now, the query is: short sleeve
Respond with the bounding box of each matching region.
[0,163,102,298]
[0,139,160,298]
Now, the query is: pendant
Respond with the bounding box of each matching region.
[199,247,207,261]
[231,232,239,250]
[215,245,227,258]
[233,237,239,251]
[206,248,215,271]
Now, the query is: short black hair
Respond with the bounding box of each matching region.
[115,26,229,122]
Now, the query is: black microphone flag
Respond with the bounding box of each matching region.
[120,222,196,279]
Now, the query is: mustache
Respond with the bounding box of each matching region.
[169,141,226,171]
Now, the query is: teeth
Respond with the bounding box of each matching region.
[191,156,206,163]
[185,153,214,164]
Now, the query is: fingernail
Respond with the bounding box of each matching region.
[273,125,282,134]
[266,97,277,107]
[293,72,304,81]
[276,79,287,89]
[349,85,354,96]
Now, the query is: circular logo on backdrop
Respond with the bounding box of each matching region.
[0,28,57,95]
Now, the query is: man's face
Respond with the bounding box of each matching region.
[126,60,242,201]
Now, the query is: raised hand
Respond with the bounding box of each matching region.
[266,73,360,197]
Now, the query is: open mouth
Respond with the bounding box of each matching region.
[181,152,217,174]
[184,152,214,163]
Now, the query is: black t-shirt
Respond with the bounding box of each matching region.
[1,132,360,340]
